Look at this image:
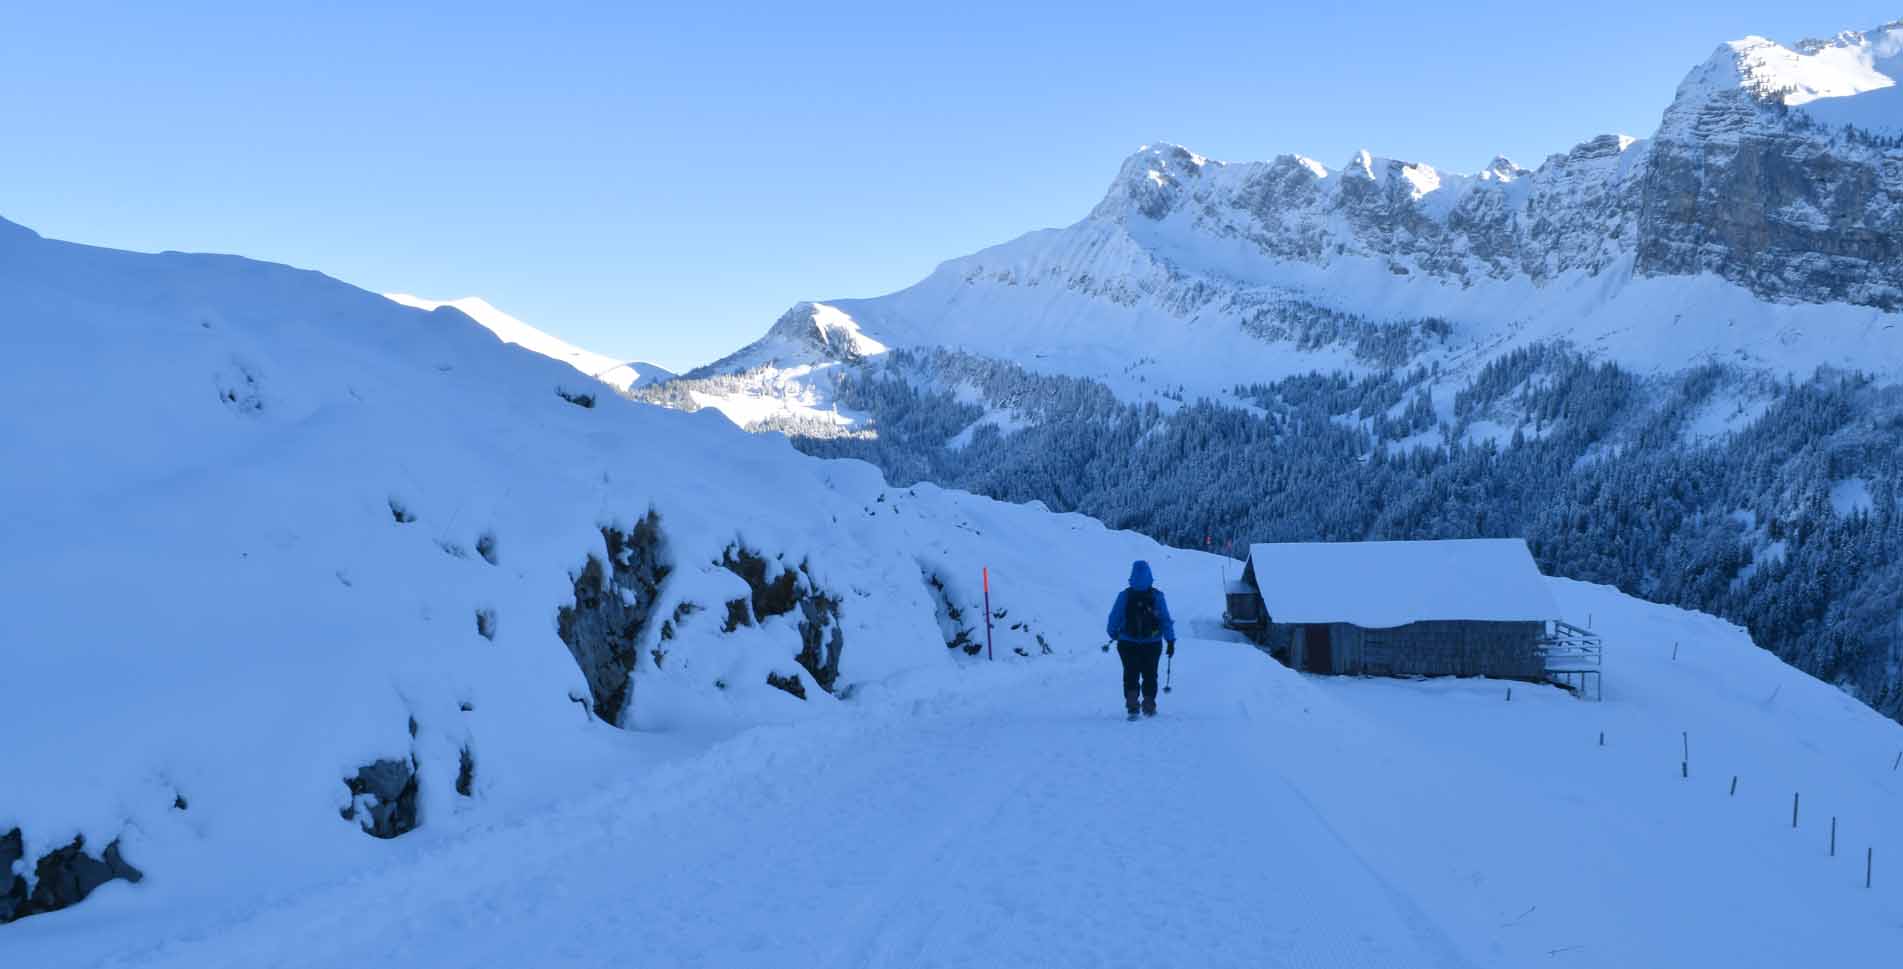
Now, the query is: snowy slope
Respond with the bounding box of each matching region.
[0,215,1216,930]
[1723,24,1903,136]
[11,575,1901,968]
[384,293,674,391]
[669,21,1903,428]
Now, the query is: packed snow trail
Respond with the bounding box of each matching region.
[14,597,1902,969]
[27,642,1465,969]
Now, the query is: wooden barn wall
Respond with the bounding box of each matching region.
[1282,620,1544,678]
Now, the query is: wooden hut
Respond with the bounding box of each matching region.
[1224,539,1560,679]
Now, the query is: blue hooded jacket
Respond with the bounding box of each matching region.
[1107,560,1175,644]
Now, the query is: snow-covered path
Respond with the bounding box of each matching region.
[18,598,1903,969]
[36,642,1469,969]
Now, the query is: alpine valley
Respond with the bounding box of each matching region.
[9,16,1903,967]
[641,22,1903,721]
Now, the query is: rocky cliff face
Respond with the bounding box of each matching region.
[1637,27,1903,309]
[1083,23,1901,309]
[1087,133,1645,289]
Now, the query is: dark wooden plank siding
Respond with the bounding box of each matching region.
[1281,619,1543,679]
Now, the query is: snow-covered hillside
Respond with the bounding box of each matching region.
[0,215,1214,931]
[666,21,1903,427]
[13,565,1903,966]
[384,293,673,392]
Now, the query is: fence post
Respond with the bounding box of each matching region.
[1672,641,1679,660]
[1681,731,1689,778]
[1793,792,1800,829]
[982,567,994,661]
[1868,847,1874,889]
[1830,817,1837,857]
[1729,775,1738,797]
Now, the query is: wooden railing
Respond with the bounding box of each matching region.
[1537,620,1603,700]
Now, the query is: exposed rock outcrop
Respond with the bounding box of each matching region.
[1,828,24,922]
[1637,31,1903,308]
[0,827,144,924]
[341,758,419,839]
[765,670,807,699]
[922,568,981,655]
[720,546,846,693]
[556,513,671,724]
[456,746,476,798]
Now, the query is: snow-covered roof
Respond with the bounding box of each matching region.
[1246,539,1558,628]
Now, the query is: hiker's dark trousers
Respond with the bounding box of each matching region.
[1117,641,1163,711]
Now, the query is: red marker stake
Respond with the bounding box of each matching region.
[982,567,994,661]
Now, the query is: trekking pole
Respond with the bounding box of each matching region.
[1163,651,1173,693]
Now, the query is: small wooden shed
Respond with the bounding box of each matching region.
[1224,539,1560,680]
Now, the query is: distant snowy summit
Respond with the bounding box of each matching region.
[1088,21,1903,307]
[384,293,673,392]
[674,20,1903,412]
[686,302,888,378]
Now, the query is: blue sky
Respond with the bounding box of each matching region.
[3,2,1895,370]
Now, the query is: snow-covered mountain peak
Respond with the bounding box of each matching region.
[684,301,887,382]
[1090,142,1217,221]
[1290,154,1329,179]
[1397,160,1444,200]
[1119,141,1212,173]
[1560,132,1640,160]
[1735,23,1902,106]
[1668,22,1903,139]
[1481,155,1528,182]
[1343,148,1377,179]
[764,301,889,362]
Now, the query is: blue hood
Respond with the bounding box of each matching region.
[1128,560,1154,590]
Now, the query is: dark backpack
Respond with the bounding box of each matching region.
[1124,588,1160,640]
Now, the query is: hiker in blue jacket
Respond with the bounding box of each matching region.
[1106,560,1176,718]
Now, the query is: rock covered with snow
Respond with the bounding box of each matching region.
[1083,135,1646,288]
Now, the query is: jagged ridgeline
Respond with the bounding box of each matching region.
[638,22,1903,722]
[760,345,1903,721]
